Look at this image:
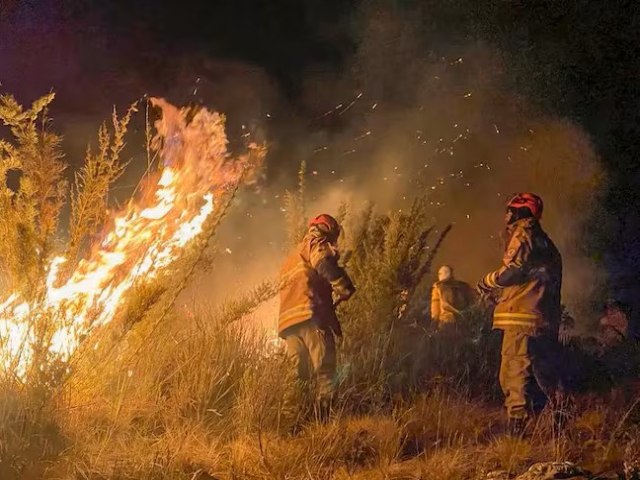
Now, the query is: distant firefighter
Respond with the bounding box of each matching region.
[597,298,630,348]
[477,193,563,435]
[430,265,475,327]
[278,214,355,418]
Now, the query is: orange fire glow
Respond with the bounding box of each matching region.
[0,98,262,378]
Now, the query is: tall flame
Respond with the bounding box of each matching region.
[0,99,260,378]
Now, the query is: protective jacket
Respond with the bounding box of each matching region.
[431,280,475,323]
[278,229,354,337]
[481,218,562,333]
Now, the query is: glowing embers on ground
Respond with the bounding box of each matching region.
[0,99,257,378]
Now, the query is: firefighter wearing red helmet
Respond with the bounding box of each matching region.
[477,193,563,434]
[278,214,355,417]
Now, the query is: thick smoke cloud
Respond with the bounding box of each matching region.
[192,5,605,329]
[0,2,606,328]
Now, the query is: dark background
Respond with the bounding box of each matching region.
[1,0,640,311]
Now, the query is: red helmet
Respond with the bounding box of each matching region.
[506,193,543,220]
[309,214,340,241]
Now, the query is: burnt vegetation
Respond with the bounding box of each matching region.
[0,94,639,480]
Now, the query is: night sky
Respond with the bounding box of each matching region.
[2,0,640,305]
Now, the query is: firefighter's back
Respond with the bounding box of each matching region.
[494,219,563,331]
[279,243,314,335]
[278,236,337,335]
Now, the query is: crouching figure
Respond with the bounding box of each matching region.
[430,265,476,329]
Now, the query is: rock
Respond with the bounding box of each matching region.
[486,470,511,480]
[625,459,640,480]
[592,472,620,480]
[515,462,588,480]
[485,462,591,480]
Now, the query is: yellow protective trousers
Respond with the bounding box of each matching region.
[499,329,563,419]
[283,318,336,400]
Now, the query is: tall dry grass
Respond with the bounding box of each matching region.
[0,93,67,297]
[1,93,640,479]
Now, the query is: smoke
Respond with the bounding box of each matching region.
[189,5,605,329]
[0,2,607,328]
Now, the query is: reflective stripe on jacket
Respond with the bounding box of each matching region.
[278,232,349,336]
[483,218,562,333]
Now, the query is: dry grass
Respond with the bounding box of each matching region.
[64,103,138,274]
[2,93,640,480]
[2,303,640,479]
[0,92,66,296]
[400,392,497,459]
[417,447,478,480]
[485,436,534,473]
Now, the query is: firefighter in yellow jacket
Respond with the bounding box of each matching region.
[279,214,355,412]
[431,265,476,328]
[476,193,563,434]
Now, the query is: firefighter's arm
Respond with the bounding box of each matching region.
[478,230,531,291]
[310,241,356,303]
[430,285,441,321]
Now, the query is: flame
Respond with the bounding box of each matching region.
[0,99,261,378]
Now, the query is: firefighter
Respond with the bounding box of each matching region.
[430,265,476,328]
[597,298,631,348]
[278,214,355,417]
[476,193,563,434]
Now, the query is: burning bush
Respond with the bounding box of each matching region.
[0,93,265,476]
[0,94,265,384]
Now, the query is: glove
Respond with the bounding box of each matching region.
[332,293,343,307]
[331,276,355,306]
[476,278,493,297]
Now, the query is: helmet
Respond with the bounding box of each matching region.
[506,193,543,220]
[309,214,340,242]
